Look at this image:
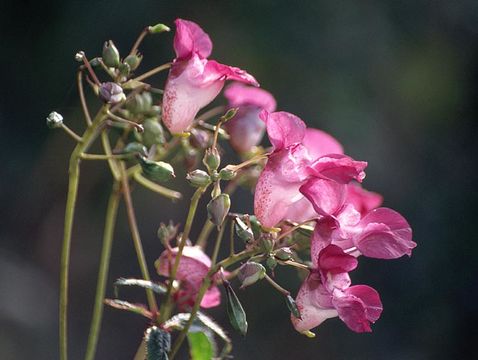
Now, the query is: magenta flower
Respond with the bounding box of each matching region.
[156,245,220,309]
[162,19,259,134]
[346,183,383,216]
[292,244,383,334]
[253,110,365,227]
[223,83,276,153]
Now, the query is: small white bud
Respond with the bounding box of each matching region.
[46,111,64,129]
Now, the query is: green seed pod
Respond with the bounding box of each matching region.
[148,23,171,34]
[203,147,221,172]
[126,92,153,114]
[46,111,63,129]
[142,118,166,148]
[118,62,131,77]
[224,281,248,336]
[102,40,120,68]
[139,157,175,182]
[238,262,266,289]
[124,53,143,71]
[285,295,301,319]
[207,193,230,227]
[122,142,148,157]
[186,170,211,187]
[234,217,254,242]
[145,326,170,360]
[274,247,293,261]
[219,167,236,181]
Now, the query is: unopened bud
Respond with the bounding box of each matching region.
[221,107,239,122]
[148,23,171,34]
[249,215,262,239]
[157,222,179,245]
[122,142,148,156]
[266,257,277,271]
[274,247,293,261]
[124,53,143,71]
[139,157,175,182]
[186,170,211,187]
[203,147,220,172]
[219,167,236,181]
[234,217,254,242]
[74,51,84,62]
[46,111,63,129]
[238,262,266,289]
[99,82,126,104]
[142,118,165,148]
[118,62,130,77]
[102,40,120,68]
[285,295,301,319]
[126,92,152,114]
[207,193,230,227]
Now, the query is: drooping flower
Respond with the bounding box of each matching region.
[162,19,259,134]
[223,83,276,153]
[254,110,366,228]
[291,244,383,333]
[156,245,220,309]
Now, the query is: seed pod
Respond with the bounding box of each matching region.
[186,170,211,187]
[145,326,170,360]
[148,23,171,34]
[122,142,148,157]
[224,281,248,336]
[46,111,63,129]
[203,147,220,172]
[124,53,143,71]
[139,157,175,182]
[207,194,230,227]
[126,92,152,114]
[102,40,120,68]
[285,295,301,319]
[219,168,236,181]
[234,217,254,242]
[274,247,293,261]
[238,262,266,289]
[142,118,166,148]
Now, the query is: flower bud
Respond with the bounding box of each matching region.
[126,92,152,114]
[234,217,254,242]
[142,118,165,148]
[203,147,221,172]
[46,111,63,129]
[118,62,130,77]
[145,326,171,359]
[207,193,230,227]
[266,257,277,271]
[219,167,236,181]
[148,23,171,34]
[74,51,84,62]
[122,142,148,157]
[186,170,211,187]
[99,82,126,104]
[249,215,262,239]
[102,40,120,68]
[157,222,178,245]
[238,262,266,289]
[124,53,143,71]
[285,295,301,319]
[274,247,293,261]
[221,107,238,122]
[139,157,175,182]
[224,281,248,336]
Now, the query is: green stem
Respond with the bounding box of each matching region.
[59,105,109,360]
[133,63,171,82]
[264,273,290,296]
[195,220,214,248]
[84,183,121,360]
[119,163,158,314]
[133,170,183,201]
[159,187,206,323]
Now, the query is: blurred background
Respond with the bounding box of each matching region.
[1,0,477,359]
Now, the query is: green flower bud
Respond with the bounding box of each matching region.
[46,111,63,129]
[145,326,171,360]
[207,193,230,227]
[266,257,277,271]
[148,23,171,34]
[186,170,211,187]
[224,281,248,336]
[124,53,143,71]
[285,295,301,319]
[234,217,254,242]
[219,167,236,181]
[260,235,274,253]
[238,262,266,289]
[249,215,262,239]
[139,157,175,182]
[221,107,239,122]
[122,142,148,156]
[274,247,293,261]
[157,222,178,245]
[203,147,220,172]
[126,92,152,114]
[142,118,165,148]
[102,40,120,68]
[118,62,131,77]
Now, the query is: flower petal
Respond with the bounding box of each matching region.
[174,19,212,60]
[303,128,344,159]
[308,154,367,183]
[200,286,221,308]
[346,183,383,216]
[224,83,276,111]
[260,111,307,151]
[300,178,346,216]
[318,244,358,275]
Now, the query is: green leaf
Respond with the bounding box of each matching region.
[224,282,248,336]
[188,332,214,360]
[113,278,166,298]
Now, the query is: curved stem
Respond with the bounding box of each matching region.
[84,183,121,360]
[133,170,183,201]
[77,70,92,126]
[133,63,171,83]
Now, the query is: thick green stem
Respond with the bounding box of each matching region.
[59,106,109,360]
[119,163,158,314]
[159,187,206,323]
[84,183,121,360]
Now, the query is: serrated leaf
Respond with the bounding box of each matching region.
[188,331,214,360]
[113,278,167,298]
[104,299,152,318]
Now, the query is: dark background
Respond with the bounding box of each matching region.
[1,1,477,359]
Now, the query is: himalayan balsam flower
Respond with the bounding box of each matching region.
[223,83,276,153]
[156,246,220,310]
[254,110,365,228]
[162,19,259,134]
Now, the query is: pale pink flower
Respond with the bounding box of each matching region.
[162,19,258,134]
[156,245,220,309]
[223,83,276,153]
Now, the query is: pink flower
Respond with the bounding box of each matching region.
[291,244,383,333]
[162,19,258,134]
[254,110,365,227]
[346,183,383,216]
[156,245,220,309]
[223,83,276,153]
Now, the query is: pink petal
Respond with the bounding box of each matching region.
[174,19,212,60]
[206,60,259,86]
[346,183,383,216]
[156,246,210,284]
[332,285,383,333]
[224,83,276,112]
[355,208,416,259]
[200,286,221,308]
[303,128,344,159]
[308,154,367,183]
[261,111,307,151]
[291,274,338,333]
[318,244,358,275]
[300,178,346,216]
[310,217,337,267]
